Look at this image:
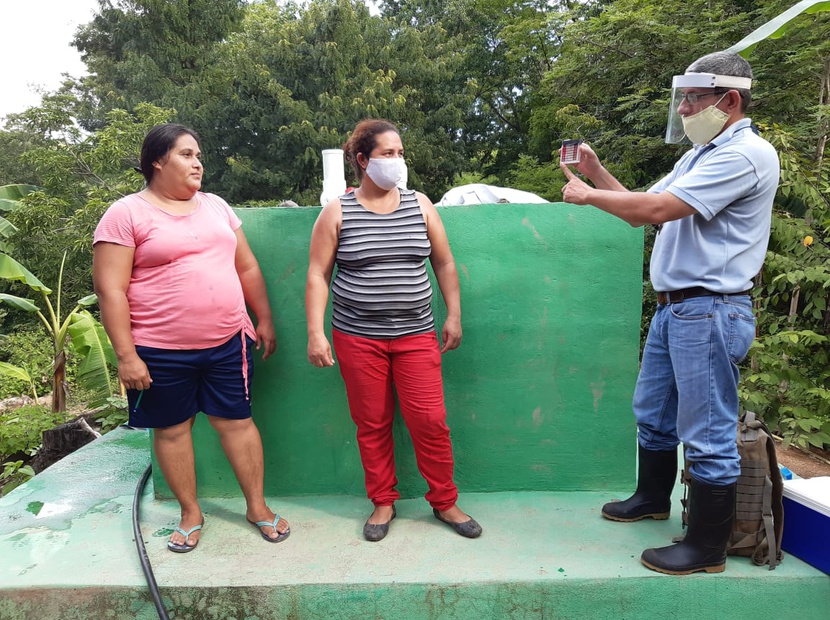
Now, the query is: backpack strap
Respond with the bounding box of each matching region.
[761,417,785,568]
[674,449,691,543]
[741,411,785,569]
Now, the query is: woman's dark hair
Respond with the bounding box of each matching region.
[342,119,399,181]
[139,124,201,183]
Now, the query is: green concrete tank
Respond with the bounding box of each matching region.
[153,203,644,498]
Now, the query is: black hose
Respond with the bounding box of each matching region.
[133,463,171,620]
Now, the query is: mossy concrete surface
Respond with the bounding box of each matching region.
[2,428,828,619]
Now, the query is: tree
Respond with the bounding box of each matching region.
[73,0,246,109]
[381,0,571,184]
[4,101,173,307]
[736,0,830,184]
[4,0,827,449]
[724,0,830,449]
[743,125,830,449]
[0,185,38,253]
[526,0,760,190]
[0,130,46,188]
[69,0,475,203]
[195,0,475,201]
[728,0,830,57]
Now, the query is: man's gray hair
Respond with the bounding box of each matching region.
[687,51,752,112]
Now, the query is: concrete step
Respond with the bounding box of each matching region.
[1,428,827,619]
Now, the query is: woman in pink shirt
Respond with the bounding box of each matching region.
[93,124,289,552]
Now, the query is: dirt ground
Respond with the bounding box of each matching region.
[775,441,830,479]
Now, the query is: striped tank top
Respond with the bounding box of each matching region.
[332,188,435,339]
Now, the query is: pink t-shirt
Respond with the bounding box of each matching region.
[93,192,255,349]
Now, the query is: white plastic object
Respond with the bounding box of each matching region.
[320,149,347,207]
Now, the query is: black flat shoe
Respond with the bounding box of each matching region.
[363,505,396,542]
[433,508,482,538]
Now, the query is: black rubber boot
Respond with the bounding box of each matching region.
[640,478,736,575]
[602,445,677,522]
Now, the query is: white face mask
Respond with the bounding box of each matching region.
[681,94,729,145]
[365,157,406,190]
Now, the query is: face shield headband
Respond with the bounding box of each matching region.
[665,73,752,144]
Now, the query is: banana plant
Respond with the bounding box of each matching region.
[0,361,39,404]
[0,184,38,210]
[67,310,118,405]
[0,252,116,412]
[728,0,830,57]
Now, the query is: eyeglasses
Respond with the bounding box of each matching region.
[681,90,728,105]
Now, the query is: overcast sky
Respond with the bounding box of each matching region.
[0,0,99,121]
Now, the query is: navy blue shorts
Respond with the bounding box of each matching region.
[127,332,255,429]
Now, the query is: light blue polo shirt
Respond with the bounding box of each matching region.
[648,118,779,293]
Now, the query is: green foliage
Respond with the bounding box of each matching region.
[0,253,116,412]
[0,403,67,495]
[0,103,165,412]
[67,311,119,408]
[0,129,46,188]
[0,184,37,254]
[206,0,475,202]
[67,0,476,203]
[0,362,40,403]
[0,329,54,400]
[74,0,246,104]
[4,102,172,304]
[0,404,66,459]
[747,6,830,172]
[739,125,830,449]
[0,460,36,496]
[528,0,753,190]
[0,184,39,212]
[2,460,35,478]
[95,396,129,433]
[729,0,830,57]
[0,0,826,451]
[383,0,569,184]
[505,155,564,201]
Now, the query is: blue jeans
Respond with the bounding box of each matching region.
[633,294,755,485]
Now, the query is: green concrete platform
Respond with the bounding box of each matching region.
[1,428,828,620]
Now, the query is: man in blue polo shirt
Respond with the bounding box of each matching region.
[560,51,779,575]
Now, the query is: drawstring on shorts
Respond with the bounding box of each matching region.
[240,329,250,401]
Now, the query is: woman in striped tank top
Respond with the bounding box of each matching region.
[305,119,482,542]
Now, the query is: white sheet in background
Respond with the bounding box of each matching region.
[436,183,548,206]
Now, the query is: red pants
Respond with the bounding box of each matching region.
[332,329,458,510]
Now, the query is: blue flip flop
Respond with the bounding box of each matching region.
[248,515,291,543]
[167,517,204,553]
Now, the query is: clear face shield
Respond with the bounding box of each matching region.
[665,73,752,144]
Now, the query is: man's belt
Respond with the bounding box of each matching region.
[656,286,751,305]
